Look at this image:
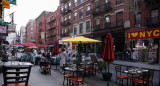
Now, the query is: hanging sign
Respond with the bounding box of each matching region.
[127,28,160,40]
[6,0,16,5]
[2,0,10,9]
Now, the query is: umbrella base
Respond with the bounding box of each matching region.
[102,72,112,81]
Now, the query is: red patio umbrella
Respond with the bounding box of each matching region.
[52,42,59,55]
[102,33,115,62]
[52,42,59,69]
[102,33,115,84]
[22,42,36,47]
[13,43,23,46]
[38,44,49,47]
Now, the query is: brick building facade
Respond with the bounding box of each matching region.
[25,19,36,43]
[35,11,51,45]
[47,8,60,44]
[60,0,92,40]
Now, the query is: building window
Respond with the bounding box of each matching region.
[96,18,100,25]
[65,5,67,13]
[95,19,100,30]
[105,16,110,28]
[69,14,71,24]
[61,7,63,14]
[79,8,83,19]
[151,9,159,24]
[79,23,83,34]
[86,21,90,32]
[116,11,123,27]
[135,13,141,27]
[69,2,71,10]
[86,5,90,16]
[74,25,77,35]
[80,0,83,4]
[69,26,71,33]
[74,12,77,21]
[74,0,77,7]
[105,0,109,3]
[95,1,100,8]
[116,0,123,5]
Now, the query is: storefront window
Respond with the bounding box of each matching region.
[128,39,159,63]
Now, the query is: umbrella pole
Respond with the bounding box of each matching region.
[53,55,58,70]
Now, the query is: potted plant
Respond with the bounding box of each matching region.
[98,61,112,81]
[115,51,122,60]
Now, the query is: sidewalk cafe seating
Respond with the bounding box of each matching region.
[39,61,51,75]
[115,65,128,86]
[2,65,31,86]
[69,68,85,86]
[138,68,154,86]
[90,55,99,75]
[126,66,139,84]
[63,64,76,86]
[133,70,151,86]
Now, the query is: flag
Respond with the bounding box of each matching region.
[9,12,14,24]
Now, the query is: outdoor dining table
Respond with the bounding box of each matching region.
[65,67,84,76]
[2,61,34,66]
[123,68,149,86]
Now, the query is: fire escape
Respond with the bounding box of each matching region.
[144,0,160,28]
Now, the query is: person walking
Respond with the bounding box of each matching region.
[59,48,67,73]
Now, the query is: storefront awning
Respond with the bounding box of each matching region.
[127,28,160,40]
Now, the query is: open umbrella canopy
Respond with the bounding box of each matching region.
[22,42,36,47]
[102,33,115,62]
[12,45,24,47]
[60,36,101,43]
[38,44,49,47]
[13,43,23,46]
[28,46,38,48]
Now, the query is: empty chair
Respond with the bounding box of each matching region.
[115,65,128,86]
[2,65,32,86]
[62,64,76,86]
[126,66,139,84]
[133,70,150,86]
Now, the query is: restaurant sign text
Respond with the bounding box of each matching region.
[127,28,160,40]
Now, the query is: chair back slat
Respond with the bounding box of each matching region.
[115,65,122,75]
[3,65,31,86]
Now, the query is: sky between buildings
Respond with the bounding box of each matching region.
[4,0,59,31]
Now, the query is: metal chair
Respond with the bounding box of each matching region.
[39,61,51,75]
[2,65,31,86]
[115,65,128,86]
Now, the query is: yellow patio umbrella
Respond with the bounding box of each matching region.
[60,36,101,43]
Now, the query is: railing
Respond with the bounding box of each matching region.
[145,18,160,27]
[91,2,112,16]
[61,22,65,26]
[60,33,70,37]
[61,8,71,15]
[61,19,71,27]
[61,0,69,4]
[92,21,124,32]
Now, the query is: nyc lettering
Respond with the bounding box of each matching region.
[128,29,160,38]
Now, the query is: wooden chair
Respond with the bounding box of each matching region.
[2,65,31,86]
[115,65,128,86]
[39,61,51,75]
